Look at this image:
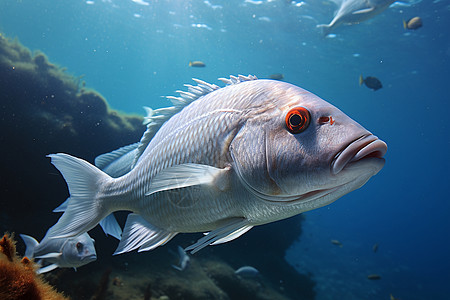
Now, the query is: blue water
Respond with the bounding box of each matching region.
[1,0,449,299]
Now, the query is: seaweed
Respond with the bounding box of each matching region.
[91,268,112,300]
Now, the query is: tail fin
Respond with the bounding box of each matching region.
[359,75,364,86]
[20,234,39,258]
[403,20,407,29]
[188,61,193,67]
[45,153,112,239]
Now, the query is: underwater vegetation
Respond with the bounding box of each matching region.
[0,33,315,299]
[0,233,68,300]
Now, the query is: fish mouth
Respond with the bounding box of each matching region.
[82,254,97,261]
[331,134,387,175]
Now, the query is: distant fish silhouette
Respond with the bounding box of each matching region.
[189,61,206,67]
[372,243,379,253]
[317,0,395,36]
[331,239,343,247]
[235,266,260,278]
[269,73,284,81]
[367,273,381,280]
[403,16,422,30]
[172,246,190,271]
[359,74,382,91]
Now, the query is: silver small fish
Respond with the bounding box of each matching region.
[45,75,387,256]
[171,246,190,271]
[317,0,395,35]
[20,232,96,274]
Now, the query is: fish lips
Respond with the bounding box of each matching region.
[331,134,387,175]
[81,254,97,262]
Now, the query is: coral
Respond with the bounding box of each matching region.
[0,233,68,300]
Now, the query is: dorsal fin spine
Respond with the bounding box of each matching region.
[131,75,258,167]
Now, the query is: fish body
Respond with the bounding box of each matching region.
[317,0,395,35]
[189,61,206,67]
[46,75,387,255]
[20,233,96,274]
[359,74,382,91]
[403,16,422,30]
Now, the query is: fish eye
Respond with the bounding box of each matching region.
[76,242,83,251]
[285,107,310,134]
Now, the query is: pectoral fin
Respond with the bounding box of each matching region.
[99,213,122,240]
[352,7,375,14]
[145,163,229,196]
[37,264,59,274]
[114,214,177,255]
[185,218,251,254]
[35,252,62,259]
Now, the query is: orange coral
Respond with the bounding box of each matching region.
[0,233,69,300]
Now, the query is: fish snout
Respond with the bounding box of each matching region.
[331,134,387,175]
[82,253,97,262]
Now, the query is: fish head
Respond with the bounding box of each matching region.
[230,80,387,213]
[62,233,97,267]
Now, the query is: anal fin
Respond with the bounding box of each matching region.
[114,214,177,255]
[37,263,59,274]
[185,218,250,254]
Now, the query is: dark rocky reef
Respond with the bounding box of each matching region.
[0,34,145,235]
[0,33,315,299]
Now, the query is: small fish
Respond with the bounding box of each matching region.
[372,243,379,252]
[331,239,343,247]
[189,61,206,67]
[171,246,190,271]
[45,75,387,255]
[317,0,395,36]
[269,73,284,80]
[359,74,382,91]
[403,17,422,30]
[235,266,260,278]
[390,293,399,300]
[20,233,96,274]
[367,274,381,280]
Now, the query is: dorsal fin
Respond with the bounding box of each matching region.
[131,74,258,167]
[218,74,258,85]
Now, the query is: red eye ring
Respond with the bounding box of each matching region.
[76,242,83,251]
[285,107,310,134]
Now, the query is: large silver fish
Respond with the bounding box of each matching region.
[46,75,387,254]
[317,0,395,35]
